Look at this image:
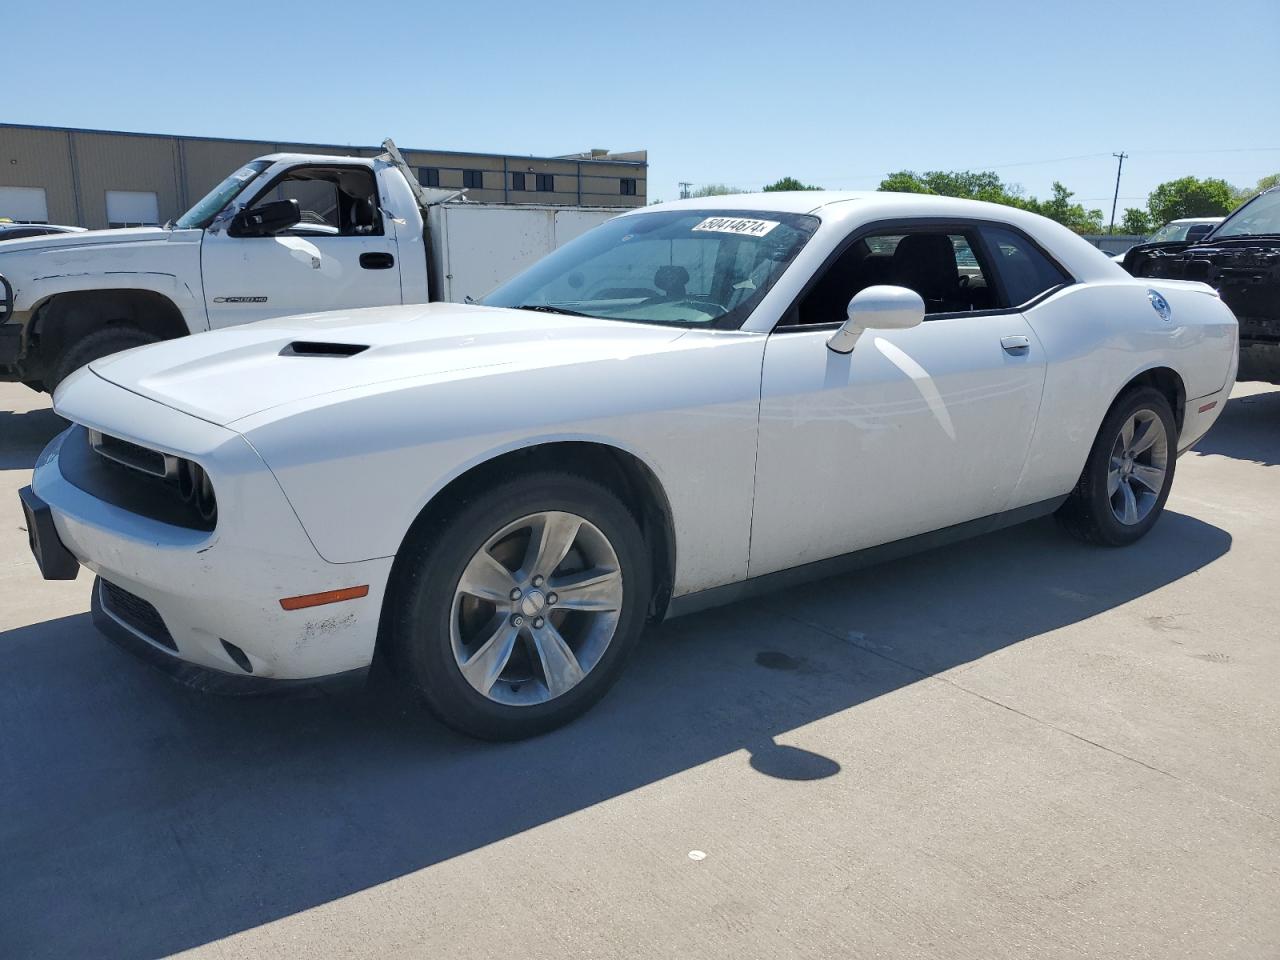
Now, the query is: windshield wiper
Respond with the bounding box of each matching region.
[514,304,598,318]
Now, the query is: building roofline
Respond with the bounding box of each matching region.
[0,122,647,168]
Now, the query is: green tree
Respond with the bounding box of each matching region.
[1231,172,1280,208]
[1146,176,1236,223]
[877,169,1014,203]
[1023,182,1104,234]
[687,183,748,198]
[1120,207,1154,235]
[878,171,931,194]
[762,176,822,192]
[878,169,1103,234]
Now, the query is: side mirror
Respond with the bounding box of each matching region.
[230,199,301,238]
[1183,223,1214,244]
[827,285,925,354]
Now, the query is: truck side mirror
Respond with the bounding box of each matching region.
[827,285,925,354]
[230,199,302,238]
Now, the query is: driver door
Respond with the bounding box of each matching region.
[200,164,401,328]
[747,223,1048,578]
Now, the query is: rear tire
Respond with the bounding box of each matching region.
[47,326,158,394]
[384,471,652,740]
[1056,386,1177,546]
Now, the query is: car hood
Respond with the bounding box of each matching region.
[0,226,170,255]
[87,302,688,425]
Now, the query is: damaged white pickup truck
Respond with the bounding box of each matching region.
[0,141,620,392]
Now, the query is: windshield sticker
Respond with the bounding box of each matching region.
[692,217,780,237]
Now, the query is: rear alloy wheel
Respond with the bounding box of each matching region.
[1105,408,1169,527]
[1057,386,1177,546]
[386,472,650,739]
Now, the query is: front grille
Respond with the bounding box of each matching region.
[100,580,178,651]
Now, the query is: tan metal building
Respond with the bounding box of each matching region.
[0,123,647,229]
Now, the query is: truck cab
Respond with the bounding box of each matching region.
[0,146,615,392]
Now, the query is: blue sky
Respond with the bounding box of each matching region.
[7,0,1279,214]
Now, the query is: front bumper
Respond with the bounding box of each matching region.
[90,577,369,695]
[29,381,395,683]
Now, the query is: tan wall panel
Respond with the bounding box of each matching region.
[508,158,579,177]
[0,125,649,225]
[180,139,276,209]
[72,132,182,229]
[0,127,78,224]
[273,143,366,159]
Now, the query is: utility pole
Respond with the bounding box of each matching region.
[1109,152,1128,235]
[679,181,692,200]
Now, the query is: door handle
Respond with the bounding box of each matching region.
[360,252,395,270]
[1001,335,1031,353]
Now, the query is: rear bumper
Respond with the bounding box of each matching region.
[1179,343,1238,454]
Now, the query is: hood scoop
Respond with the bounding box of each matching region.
[281,341,369,358]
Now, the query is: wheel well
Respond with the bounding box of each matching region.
[1123,366,1186,432]
[391,442,677,621]
[29,290,187,378]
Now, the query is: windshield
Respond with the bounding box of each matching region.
[1213,190,1280,238]
[174,161,271,229]
[483,209,819,329]
[1149,221,1197,243]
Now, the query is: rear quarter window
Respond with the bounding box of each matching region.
[981,225,1070,306]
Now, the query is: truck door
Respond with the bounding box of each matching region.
[200,164,401,328]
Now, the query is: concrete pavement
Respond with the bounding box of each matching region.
[1,381,1277,959]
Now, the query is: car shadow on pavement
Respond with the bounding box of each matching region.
[0,406,64,471]
[0,511,1230,959]
[1190,385,1280,467]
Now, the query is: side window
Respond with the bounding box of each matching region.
[980,225,1070,306]
[794,227,995,326]
[246,167,381,237]
[278,179,340,230]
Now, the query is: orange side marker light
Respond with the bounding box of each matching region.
[279,585,370,611]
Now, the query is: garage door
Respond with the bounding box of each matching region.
[0,186,50,223]
[106,190,160,228]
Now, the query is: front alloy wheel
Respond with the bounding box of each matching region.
[452,511,623,706]
[386,471,650,740]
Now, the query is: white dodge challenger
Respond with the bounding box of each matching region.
[20,192,1238,739]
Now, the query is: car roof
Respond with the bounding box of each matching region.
[625,191,1125,283]
[624,190,1065,223]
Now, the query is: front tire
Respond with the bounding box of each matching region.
[1057,386,1177,546]
[385,472,652,740]
[48,326,159,394]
